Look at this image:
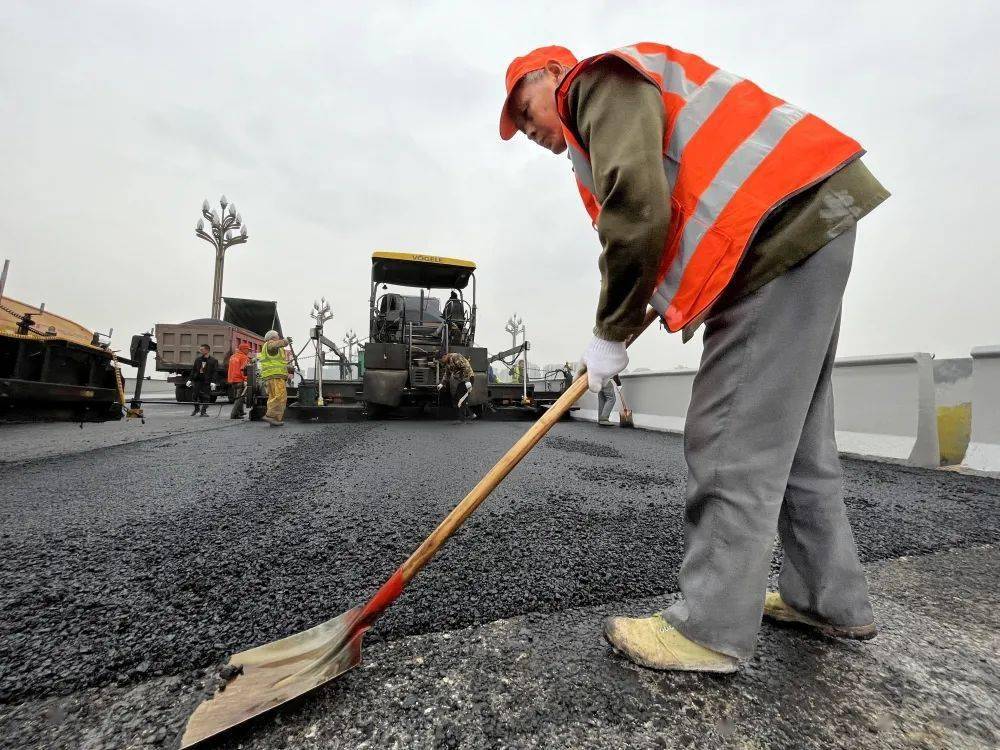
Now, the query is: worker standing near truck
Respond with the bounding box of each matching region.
[187,344,218,417]
[437,351,476,422]
[500,44,888,672]
[259,330,292,427]
[227,342,252,420]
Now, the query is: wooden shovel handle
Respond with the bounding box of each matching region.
[360,308,659,624]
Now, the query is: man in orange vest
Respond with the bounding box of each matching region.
[226,342,252,419]
[501,45,889,673]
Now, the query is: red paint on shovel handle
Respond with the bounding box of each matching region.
[360,568,405,625]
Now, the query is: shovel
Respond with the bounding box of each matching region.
[612,380,635,428]
[179,309,659,748]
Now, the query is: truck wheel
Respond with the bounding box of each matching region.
[175,385,191,403]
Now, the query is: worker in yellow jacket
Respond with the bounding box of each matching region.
[259,330,292,426]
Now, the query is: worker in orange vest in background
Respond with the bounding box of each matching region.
[500,44,889,673]
[227,342,252,420]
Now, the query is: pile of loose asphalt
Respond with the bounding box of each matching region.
[1,409,998,749]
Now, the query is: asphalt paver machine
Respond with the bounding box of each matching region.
[363,251,488,416]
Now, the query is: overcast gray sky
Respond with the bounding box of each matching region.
[2,1,998,372]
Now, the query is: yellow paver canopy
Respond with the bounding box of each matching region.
[371,251,475,290]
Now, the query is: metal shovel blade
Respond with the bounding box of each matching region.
[180,605,366,748]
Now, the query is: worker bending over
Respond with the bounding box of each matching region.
[259,330,292,427]
[188,344,218,417]
[437,351,476,422]
[227,342,252,420]
[500,44,888,672]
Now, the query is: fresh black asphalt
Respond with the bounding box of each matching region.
[1,412,998,748]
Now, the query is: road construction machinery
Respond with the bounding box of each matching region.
[241,252,571,422]
[363,251,487,416]
[0,260,125,422]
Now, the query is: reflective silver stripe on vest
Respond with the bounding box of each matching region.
[662,69,742,190]
[617,46,699,99]
[655,102,807,306]
[571,68,742,208]
[567,142,597,197]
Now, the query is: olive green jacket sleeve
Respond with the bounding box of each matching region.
[566,58,670,342]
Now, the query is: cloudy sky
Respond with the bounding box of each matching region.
[2,1,997,373]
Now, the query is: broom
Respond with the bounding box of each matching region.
[613,379,634,428]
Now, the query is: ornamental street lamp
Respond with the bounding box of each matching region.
[196,195,248,319]
[310,298,333,405]
[505,313,528,401]
[343,329,359,377]
[342,329,359,361]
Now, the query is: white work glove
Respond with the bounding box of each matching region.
[577,336,628,393]
[185,380,192,388]
[464,380,472,391]
[437,382,444,391]
[210,382,216,391]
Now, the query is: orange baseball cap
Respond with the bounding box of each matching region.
[499,45,578,140]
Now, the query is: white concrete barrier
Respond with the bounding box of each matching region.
[575,388,599,420]
[573,354,940,468]
[574,369,695,434]
[962,346,1000,473]
[124,377,175,398]
[831,353,939,468]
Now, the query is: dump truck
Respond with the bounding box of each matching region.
[363,251,488,416]
[155,297,281,403]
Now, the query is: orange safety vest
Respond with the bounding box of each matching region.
[555,43,864,332]
[227,351,249,383]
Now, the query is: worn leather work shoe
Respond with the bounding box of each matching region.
[603,614,738,673]
[763,592,877,640]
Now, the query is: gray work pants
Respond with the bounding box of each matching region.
[597,381,617,422]
[662,226,873,659]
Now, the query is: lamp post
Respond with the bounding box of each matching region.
[505,313,528,402]
[310,298,333,405]
[343,329,359,378]
[196,195,248,320]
